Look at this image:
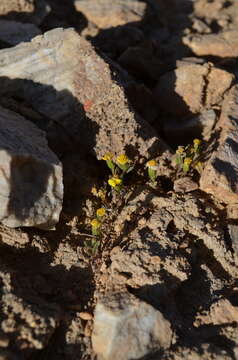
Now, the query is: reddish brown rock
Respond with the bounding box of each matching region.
[183,31,238,58]
[154,63,233,116]
[200,85,238,204]
[74,0,147,29]
[195,298,238,326]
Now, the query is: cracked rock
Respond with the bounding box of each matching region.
[200,85,238,204]
[153,63,233,117]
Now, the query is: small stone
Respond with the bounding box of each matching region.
[92,292,172,360]
[174,177,199,193]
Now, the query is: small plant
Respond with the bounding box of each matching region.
[91,218,101,236]
[146,159,158,187]
[102,153,134,192]
[174,139,203,175]
[102,153,115,174]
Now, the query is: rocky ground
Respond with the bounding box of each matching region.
[0,0,238,359]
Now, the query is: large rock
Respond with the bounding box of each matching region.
[183,31,238,58]
[200,85,238,204]
[92,292,172,360]
[0,28,165,159]
[153,63,233,117]
[0,105,63,229]
[74,0,147,29]
[0,20,41,46]
[0,0,50,25]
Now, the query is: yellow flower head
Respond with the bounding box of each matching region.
[91,186,98,196]
[146,160,157,169]
[176,146,185,155]
[184,157,192,166]
[96,208,106,217]
[108,177,122,187]
[193,139,202,147]
[102,153,114,161]
[91,218,101,228]
[117,154,130,165]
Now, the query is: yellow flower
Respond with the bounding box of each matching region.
[176,146,185,155]
[96,208,106,218]
[108,177,122,187]
[184,157,192,166]
[91,186,98,196]
[117,154,130,165]
[102,153,114,161]
[146,160,157,170]
[91,219,101,228]
[193,139,202,147]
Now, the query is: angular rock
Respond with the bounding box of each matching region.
[0,28,165,159]
[183,31,238,58]
[195,298,238,326]
[0,20,41,46]
[74,0,147,29]
[92,292,172,360]
[200,85,238,204]
[0,0,50,25]
[118,43,165,82]
[154,63,234,117]
[0,105,63,229]
[164,109,217,144]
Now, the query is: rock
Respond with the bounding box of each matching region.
[200,85,238,204]
[174,177,199,193]
[195,298,238,326]
[74,0,147,29]
[164,109,217,144]
[183,31,238,58]
[92,292,172,360]
[125,83,158,124]
[154,63,234,117]
[0,269,60,355]
[0,28,166,159]
[118,43,165,82]
[92,25,145,58]
[0,20,41,46]
[0,0,50,25]
[0,105,63,229]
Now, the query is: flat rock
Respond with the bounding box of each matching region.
[183,30,238,58]
[0,28,165,159]
[153,63,233,117]
[74,0,147,29]
[0,20,41,46]
[92,292,172,360]
[200,85,238,204]
[0,105,63,229]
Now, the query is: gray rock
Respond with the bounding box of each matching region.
[0,20,41,46]
[0,28,167,159]
[92,292,172,360]
[0,105,63,229]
